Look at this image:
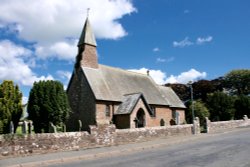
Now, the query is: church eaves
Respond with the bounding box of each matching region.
[78,18,97,47]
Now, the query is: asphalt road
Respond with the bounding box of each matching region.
[48,128,250,167]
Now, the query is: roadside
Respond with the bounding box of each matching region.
[1,127,249,167]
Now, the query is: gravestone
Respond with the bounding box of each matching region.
[9,121,14,134]
[49,122,57,133]
[78,120,82,131]
[28,121,32,134]
[22,121,28,134]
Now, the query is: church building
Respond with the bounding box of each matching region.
[66,18,186,131]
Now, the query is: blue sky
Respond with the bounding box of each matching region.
[0,0,249,103]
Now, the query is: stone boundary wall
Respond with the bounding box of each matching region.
[206,115,250,133]
[0,124,194,159]
[115,124,193,144]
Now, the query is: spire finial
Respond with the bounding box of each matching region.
[78,8,97,47]
[87,8,90,18]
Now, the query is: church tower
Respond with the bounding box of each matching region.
[76,17,98,69]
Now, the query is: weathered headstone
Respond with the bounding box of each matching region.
[78,120,82,131]
[22,121,28,134]
[28,121,32,134]
[49,122,57,133]
[243,115,248,121]
[9,121,14,134]
[63,124,66,132]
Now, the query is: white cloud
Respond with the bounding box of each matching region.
[128,68,207,85]
[56,70,72,90]
[35,39,78,60]
[156,58,166,63]
[128,68,167,85]
[166,57,175,63]
[0,40,54,86]
[173,37,193,48]
[57,70,71,81]
[153,47,160,52]
[196,36,213,45]
[166,69,207,84]
[22,96,28,104]
[0,0,136,42]
[173,36,213,48]
[156,57,174,63]
[0,0,136,60]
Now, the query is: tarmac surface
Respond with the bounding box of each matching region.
[1,127,249,167]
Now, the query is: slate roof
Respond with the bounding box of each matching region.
[78,18,97,47]
[115,93,141,115]
[115,93,153,115]
[158,86,186,108]
[82,65,170,106]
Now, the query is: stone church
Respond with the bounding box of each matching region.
[66,18,186,131]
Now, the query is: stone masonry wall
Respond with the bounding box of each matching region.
[205,115,250,133]
[115,125,193,144]
[0,132,91,158]
[0,124,194,159]
[66,68,96,131]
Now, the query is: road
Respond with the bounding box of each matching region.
[48,128,250,167]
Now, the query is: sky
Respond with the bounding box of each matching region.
[0,0,249,104]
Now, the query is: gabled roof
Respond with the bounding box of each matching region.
[78,18,97,47]
[115,93,152,115]
[82,65,170,106]
[158,86,186,108]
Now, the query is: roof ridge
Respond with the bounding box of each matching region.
[99,64,151,77]
[123,92,142,96]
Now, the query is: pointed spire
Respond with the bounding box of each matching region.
[76,13,98,69]
[78,16,97,47]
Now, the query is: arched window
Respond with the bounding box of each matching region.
[160,119,165,126]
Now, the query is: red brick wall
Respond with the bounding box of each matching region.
[95,101,185,129]
[80,44,98,69]
[148,106,172,126]
[175,109,185,124]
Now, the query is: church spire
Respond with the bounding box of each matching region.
[76,13,98,69]
[78,17,97,47]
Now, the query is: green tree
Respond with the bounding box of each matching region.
[234,95,250,119]
[193,80,217,102]
[223,69,250,95]
[0,80,22,134]
[166,78,223,104]
[187,78,223,103]
[207,92,235,121]
[185,100,210,126]
[28,80,71,133]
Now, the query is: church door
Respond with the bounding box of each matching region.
[136,108,145,128]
